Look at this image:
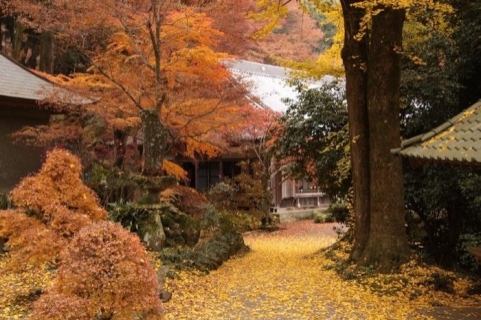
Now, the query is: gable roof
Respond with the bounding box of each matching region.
[392,100,481,166]
[0,52,91,105]
[0,53,61,101]
[226,60,336,113]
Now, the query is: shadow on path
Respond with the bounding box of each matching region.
[421,307,481,320]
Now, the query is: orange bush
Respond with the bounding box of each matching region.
[160,185,208,217]
[30,221,162,320]
[10,148,107,221]
[0,148,107,268]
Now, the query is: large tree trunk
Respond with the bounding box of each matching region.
[113,129,127,168]
[140,108,167,175]
[39,32,54,74]
[359,7,410,272]
[340,0,371,261]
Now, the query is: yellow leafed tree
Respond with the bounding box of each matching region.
[252,0,454,272]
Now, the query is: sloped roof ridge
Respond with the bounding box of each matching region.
[399,100,481,150]
[0,51,57,85]
[393,100,481,165]
[422,102,481,142]
[230,69,286,80]
[0,52,58,101]
[225,59,291,80]
[0,52,94,104]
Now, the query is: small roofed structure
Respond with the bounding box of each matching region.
[392,100,481,167]
[393,100,481,261]
[0,52,89,192]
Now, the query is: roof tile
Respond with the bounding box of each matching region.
[394,100,481,165]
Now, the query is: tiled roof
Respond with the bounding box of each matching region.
[392,100,481,165]
[225,60,336,113]
[0,52,92,105]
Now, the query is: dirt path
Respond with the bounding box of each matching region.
[162,221,439,319]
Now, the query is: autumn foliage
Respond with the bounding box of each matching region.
[30,221,162,320]
[160,185,208,217]
[0,149,107,268]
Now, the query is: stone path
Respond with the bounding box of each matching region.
[163,220,481,320]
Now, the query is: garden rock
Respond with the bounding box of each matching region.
[142,213,166,252]
[161,209,200,247]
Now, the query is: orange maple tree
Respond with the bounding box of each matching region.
[225,104,280,172]
[30,221,162,320]
[0,149,107,268]
[5,0,251,179]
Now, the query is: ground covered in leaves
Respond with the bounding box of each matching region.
[2,220,481,319]
[163,220,481,320]
[0,261,53,319]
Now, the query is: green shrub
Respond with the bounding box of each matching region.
[327,201,349,223]
[159,231,248,272]
[207,161,272,224]
[161,209,200,247]
[456,233,481,273]
[109,202,200,248]
[314,212,326,223]
[314,210,335,224]
[206,182,236,211]
[84,165,137,205]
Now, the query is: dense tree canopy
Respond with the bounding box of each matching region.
[264,0,481,271]
[253,0,456,272]
[272,82,350,199]
[1,0,254,178]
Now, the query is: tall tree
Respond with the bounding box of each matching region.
[343,1,452,270]
[271,82,350,200]
[358,3,409,270]
[5,0,248,177]
[252,0,451,271]
[337,0,372,261]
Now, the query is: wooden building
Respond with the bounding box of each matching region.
[181,60,332,209]
[0,52,87,192]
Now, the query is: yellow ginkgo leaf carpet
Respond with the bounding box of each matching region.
[163,221,481,320]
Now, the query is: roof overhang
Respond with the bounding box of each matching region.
[0,52,95,107]
[392,100,481,167]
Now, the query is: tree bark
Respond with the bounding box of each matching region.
[39,32,54,74]
[113,129,127,168]
[359,7,410,272]
[340,0,371,261]
[140,108,167,175]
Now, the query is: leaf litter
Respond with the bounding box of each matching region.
[1,220,481,319]
[163,221,481,320]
